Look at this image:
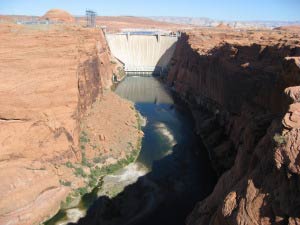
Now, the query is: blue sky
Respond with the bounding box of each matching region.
[0,0,299,21]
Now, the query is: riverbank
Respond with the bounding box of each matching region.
[0,23,113,225]
[66,76,216,225]
[44,90,143,224]
[0,21,147,224]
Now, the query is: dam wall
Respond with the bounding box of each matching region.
[106,33,178,73]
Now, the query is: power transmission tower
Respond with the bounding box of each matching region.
[86,10,97,27]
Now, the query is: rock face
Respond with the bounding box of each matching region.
[0,23,134,225]
[167,29,300,225]
[42,9,75,23]
[216,22,232,30]
[274,25,300,32]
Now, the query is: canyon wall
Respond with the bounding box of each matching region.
[167,29,300,224]
[0,24,117,225]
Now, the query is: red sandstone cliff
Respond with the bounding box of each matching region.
[0,23,139,225]
[167,29,300,225]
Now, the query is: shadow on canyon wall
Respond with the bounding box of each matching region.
[71,35,300,225]
[156,41,177,69]
[69,124,217,225]
[167,33,300,224]
[69,40,218,225]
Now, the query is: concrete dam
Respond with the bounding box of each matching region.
[105,32,178,75]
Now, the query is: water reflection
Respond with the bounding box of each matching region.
[45,76,216,225]
[115,76,173,104]
[71,76,217,225]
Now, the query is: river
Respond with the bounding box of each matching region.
[45,76,216,225]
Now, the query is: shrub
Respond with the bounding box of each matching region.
[273,133,286,146]
[90,166,103,178]
[126,154,135,163]
[65,195,72,205]
[80,151,92,167]
[104,161,125,174]
[117,67,125,78]
[74,167,86,177]
[93,157,102,164]
[65,161,74,168]
[83,159,92,167]
[80,131,89,143]
[76,187,88,196]
[88,177,98,188]
[127,142,133,148]
[60,180,71,186]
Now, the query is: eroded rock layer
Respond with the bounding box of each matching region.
[0,24,138,225]
[167,29,300,225]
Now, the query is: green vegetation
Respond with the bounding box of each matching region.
[88,176,98,188]
[75,187,88,196]
[65,161,74,168]
[59,180,71,187]
[82,158,92,167]
[87,166,102,188]
[128,141,134,148]
[65,195,72,205]
[78,130,93,168]
[117,67,126,78]
[91,144,97,150]
[135,112,143,131]
[64,111,143,207]
[80,131,90,143]
[93,157,102,164]
[60,194,74,209]
[74,167,86,177]
[273,133,287,146]
[90,166,102,177]
[81,152,92,167]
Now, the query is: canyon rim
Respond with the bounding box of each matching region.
[0,2,300,225]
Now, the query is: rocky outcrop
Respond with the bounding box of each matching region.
[274,25,300,32]
[216,22,232,30]
[167,29,300,225]
[0,23,126,225]
[42,9,75,23]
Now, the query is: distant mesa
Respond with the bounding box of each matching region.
[42,9,75,23]
[274,25,300,32]
[216,22,232,29]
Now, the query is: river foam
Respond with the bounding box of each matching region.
[98,162,148,197]
[154,122,177,156]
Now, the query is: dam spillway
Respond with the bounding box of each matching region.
[105,32,178,75]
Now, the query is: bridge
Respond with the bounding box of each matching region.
[124,66,170,76]
[105,31,179,76]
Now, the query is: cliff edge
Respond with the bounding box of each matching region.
[167,28,300,225]
[0,23,140,225]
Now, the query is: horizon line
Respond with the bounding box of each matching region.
[1,13,300,23]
